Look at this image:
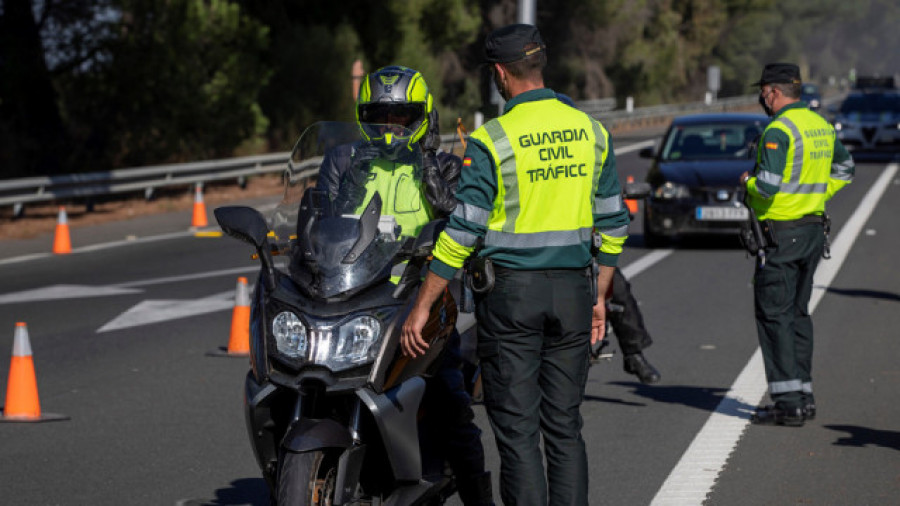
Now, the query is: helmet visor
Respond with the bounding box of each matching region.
[358,103,425,128]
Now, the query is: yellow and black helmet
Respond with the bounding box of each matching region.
[356,66,433,157]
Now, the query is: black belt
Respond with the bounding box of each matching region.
[762,214,824,231]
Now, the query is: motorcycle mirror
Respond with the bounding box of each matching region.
[623,181,651,200]
[214,206,269,248]
[215,206,277,290]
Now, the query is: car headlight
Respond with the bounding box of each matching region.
[654,182,691,200]
[270,310,395,372]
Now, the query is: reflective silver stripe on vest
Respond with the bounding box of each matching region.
[599,224,629,238]
[774,116,804,184]
[802,382,813,394]
[594,194,623,215]
[779,182,828,194]
[757,170,783,187]
[446,226,479,248]
[769,379,803,394]
[484,227,592,249]
[452,202,491,226]
[484,121,519,233]
[831,159,854,181]
[591,121,607,193]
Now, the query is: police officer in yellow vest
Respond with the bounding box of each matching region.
[740,63,855,426]
[401,25,629,505]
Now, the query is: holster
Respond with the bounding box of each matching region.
[465,256,495,295]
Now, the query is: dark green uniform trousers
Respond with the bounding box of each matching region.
[476,267,592,506]
[754,222,825,410]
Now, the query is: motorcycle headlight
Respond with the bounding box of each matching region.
[333,316,381,363]
[834,122,842,131]
[272,311,308,358]
[654,182,691,200]
[270,310,395,372]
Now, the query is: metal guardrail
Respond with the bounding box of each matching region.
[0,94,780,216]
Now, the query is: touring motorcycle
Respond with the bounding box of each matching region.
[215,122,474,505]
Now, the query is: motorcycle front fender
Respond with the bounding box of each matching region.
[282,417,354,453]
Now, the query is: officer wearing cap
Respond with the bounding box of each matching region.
[401,23,629,505]
[740,63,855,426]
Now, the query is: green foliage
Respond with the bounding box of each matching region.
[3,0,900,177]
[58,0,271,169]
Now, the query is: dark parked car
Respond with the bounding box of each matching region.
[801,83,822,111]
[639,113,769,246]
[831,90,900,156]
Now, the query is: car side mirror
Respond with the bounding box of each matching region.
[623,181,651,200]
[639,147,656,159]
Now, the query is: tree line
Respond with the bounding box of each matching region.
[1,0,897,179]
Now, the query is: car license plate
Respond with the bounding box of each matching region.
[695,206,749,221]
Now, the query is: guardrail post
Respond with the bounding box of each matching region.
[13,203,24,219]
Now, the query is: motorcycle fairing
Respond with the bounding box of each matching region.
[356,377,426,482]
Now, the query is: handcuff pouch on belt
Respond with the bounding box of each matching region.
[463,237,494,295]
[465,256,495,294]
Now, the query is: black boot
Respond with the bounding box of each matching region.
[751,404,805,427]
[623,352,661,384]
[457,471,494,506]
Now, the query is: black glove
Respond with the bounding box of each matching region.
[422,108,441,153]
[348,143,381,185]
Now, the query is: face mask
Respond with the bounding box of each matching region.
[758,91,773,117]
[493,71,509,102]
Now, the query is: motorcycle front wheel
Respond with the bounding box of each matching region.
[277,450,337,506]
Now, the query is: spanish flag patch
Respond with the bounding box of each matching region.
[765,142,778,150]
[463,157,472,166]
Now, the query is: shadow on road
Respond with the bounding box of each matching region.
[606,381,757,418]
[824,425,900,451]
[179,478,269,506]
[824,286,900,303]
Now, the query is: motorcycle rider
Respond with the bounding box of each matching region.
[315,65,494,506]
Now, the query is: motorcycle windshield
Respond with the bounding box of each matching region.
[269,121,425,300]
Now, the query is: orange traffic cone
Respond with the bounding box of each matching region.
[53,207,72,254]
[625,176,639,214]
[207,277,251,357]
[1,323,68,423]
[191,183,208,228]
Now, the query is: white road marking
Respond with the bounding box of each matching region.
[651,162,898,505]
[0,284,142,305]
[97,290,235,333]
[621,249,674,279]
[0,266,257,305]
[616,139,656,155]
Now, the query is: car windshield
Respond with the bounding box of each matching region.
[802,84,819,96]
[839,94,900,114]
[660,121,766,161]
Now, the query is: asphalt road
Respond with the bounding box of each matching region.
[1,128,897,505]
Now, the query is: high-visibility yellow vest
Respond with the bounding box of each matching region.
[352,159,431,238]
[469,98,610,254]
[750,108,835,220]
